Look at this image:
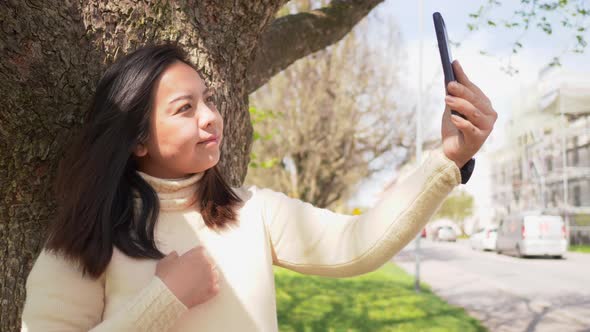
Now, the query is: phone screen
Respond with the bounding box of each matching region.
[440,21,453,77]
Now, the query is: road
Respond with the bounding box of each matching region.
[393,239,590,332]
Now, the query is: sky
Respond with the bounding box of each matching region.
[349,0,590,226]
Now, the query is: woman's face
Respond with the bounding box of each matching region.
[134,61,223,179]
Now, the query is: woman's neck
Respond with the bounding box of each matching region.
[136,170,204,211]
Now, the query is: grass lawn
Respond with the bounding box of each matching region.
[569,244,590,253]
[274,263,486,332]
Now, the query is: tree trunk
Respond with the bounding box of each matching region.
[0,0,385,329]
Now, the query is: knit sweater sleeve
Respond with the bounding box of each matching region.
[260,148,461,277]
[21,250,187,332]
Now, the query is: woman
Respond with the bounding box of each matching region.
[21,43,496,331]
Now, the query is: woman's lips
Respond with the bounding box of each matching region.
[198,136,219,144]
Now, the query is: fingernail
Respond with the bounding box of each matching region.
[445,96,454,103]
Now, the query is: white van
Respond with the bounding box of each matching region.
[495,212,567,258]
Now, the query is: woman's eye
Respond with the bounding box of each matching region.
[206,95,215,104]
[177,104,191,113]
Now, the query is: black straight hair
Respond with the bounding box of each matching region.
[46,43,242,278]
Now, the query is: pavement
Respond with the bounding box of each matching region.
[392,239,590,332]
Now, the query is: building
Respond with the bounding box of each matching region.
[490,67,590,244]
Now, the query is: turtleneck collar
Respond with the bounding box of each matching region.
[136,170,205,211]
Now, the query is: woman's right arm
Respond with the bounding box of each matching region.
[21,250,188,332]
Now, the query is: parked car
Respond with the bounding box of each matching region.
[495,212,567,258]
[435,226,457,242]
[470,226,498,251]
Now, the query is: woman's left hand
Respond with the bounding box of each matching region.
[441,60,498,169]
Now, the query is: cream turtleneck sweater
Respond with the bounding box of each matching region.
[21,149,461,332]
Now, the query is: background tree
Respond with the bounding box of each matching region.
[434,190,475,235]
[464,0,589,72]
[245,7,414,209]
[0,1,390,329]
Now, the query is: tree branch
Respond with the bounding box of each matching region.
[246,0,385,94]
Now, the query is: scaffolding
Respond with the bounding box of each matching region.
[490,68,590,244]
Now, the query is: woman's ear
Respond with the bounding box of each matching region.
[133,143,148,158]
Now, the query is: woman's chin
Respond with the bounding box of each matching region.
[193,156,220,173]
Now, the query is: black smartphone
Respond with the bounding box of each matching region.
[433,12,465,119]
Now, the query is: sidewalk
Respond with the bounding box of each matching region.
[394,239,590,332]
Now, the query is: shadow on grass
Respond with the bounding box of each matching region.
[275,264,486,332]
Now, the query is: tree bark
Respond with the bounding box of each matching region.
[247,0,385,94]
[0,0,382,329]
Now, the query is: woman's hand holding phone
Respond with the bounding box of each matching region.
[441,60,497,169]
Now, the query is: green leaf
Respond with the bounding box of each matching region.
[537,22,553,34]
[260,158,280,169]
[548,57,562,67]
[576,35,587,48]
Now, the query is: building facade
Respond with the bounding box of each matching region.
[490,68,590,244]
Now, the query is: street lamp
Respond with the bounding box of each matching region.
[414,0,424,293]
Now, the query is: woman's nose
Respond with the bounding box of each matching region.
[198,103,217,128]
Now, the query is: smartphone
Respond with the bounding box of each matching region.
[433,12,465,119]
